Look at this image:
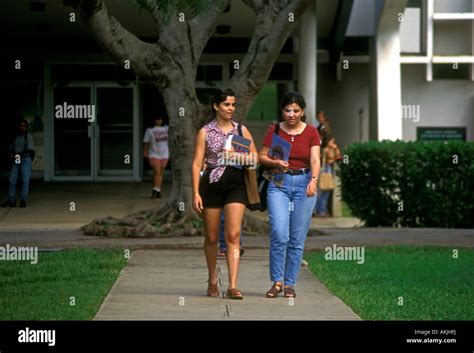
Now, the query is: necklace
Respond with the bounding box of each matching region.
[284,122,304,142]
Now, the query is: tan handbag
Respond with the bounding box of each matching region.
[319,151,335,191]
[244,166,261,211]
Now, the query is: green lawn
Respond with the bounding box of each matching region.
[305,246,474,320]
[0,248,127,320]
[341,200,353,218]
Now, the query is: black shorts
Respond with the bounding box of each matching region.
[199,167,248,208]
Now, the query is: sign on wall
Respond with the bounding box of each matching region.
[417,127,466,141]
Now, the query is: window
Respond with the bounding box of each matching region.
[246,83,279,121]
[433,63,470,79]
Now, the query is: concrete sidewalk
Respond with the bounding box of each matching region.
[94,249,360,320]
[0,181,158,231]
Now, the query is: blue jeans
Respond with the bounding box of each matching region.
[9,156,32,202]
[218,211,242,251]
[267,172,317,286]
[315,164,333,215]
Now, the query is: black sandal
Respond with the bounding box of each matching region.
[265,282,283,298]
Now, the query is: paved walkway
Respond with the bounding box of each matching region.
[94,249,360,320]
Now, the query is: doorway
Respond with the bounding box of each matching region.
[51,83,138,180]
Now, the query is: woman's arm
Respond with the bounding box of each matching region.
[143,143,149,157]
[192,128,206,213]
[306,145,321,197]
[242,126,259,168]
[259,146,289,171]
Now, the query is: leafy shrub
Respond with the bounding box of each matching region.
[339,141,474,227]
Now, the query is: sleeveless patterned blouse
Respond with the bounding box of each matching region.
[204,119,239,183]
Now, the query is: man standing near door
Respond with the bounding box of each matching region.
[2,120,35,208]
[143,117,169,198]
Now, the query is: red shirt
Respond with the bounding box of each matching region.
[262,123,320,170]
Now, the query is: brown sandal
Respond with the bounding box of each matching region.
[266,282,283,298]
[284,286,296,298]
[207,281,219,297]
[227,288,243,300]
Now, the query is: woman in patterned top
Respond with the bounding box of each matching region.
[191,89,258,300]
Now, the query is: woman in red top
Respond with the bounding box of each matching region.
[259,92,321,298]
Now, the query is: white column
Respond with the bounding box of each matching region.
[471,0,474,80]
[298,1,317,126]
[426,0,434,81]
[371,0,407,141]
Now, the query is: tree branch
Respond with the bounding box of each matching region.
[242,0,264,12]
[64,0,162,80]
[139,0,167,35]
[188,1,230,68]
[231,0,312,121]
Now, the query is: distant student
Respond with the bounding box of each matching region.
[143,117,169,198]
[314,134,342,217]
[2,120,35,208]
[316,110,332,142]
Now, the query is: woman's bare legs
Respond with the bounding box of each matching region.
[203,208,222,286]
[152,164,164,189]
[223,203,246,289]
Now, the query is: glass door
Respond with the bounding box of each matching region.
[52,85,93,178]
[94,85,134,178]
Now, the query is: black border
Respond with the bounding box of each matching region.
[0,321,472,353]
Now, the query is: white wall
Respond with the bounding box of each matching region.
[434,21,473,55]
[314,63,473,147]
[400,8,421,53]
[346,0,379,36]
[401,64,474,141]
[434,0,472,12]
[317,63,370,148]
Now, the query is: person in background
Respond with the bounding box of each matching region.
[143,117,169,198]
[316,110,332,143]
[314,134,342,217]
[2,120,35,208]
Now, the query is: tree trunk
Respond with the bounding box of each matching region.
[82,82,209,237]
[160,84,201,218]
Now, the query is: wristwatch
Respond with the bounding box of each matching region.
[312,176,319,181]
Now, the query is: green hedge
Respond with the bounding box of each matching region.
[339,141,474,227]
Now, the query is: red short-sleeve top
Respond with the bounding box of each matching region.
[262,123,320,170]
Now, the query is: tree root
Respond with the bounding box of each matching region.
[81,202,204,238]
[81,204,287,238]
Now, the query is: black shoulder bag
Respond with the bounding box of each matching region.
[256,123,280,212]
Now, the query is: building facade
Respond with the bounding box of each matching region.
[1,0,472,182]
